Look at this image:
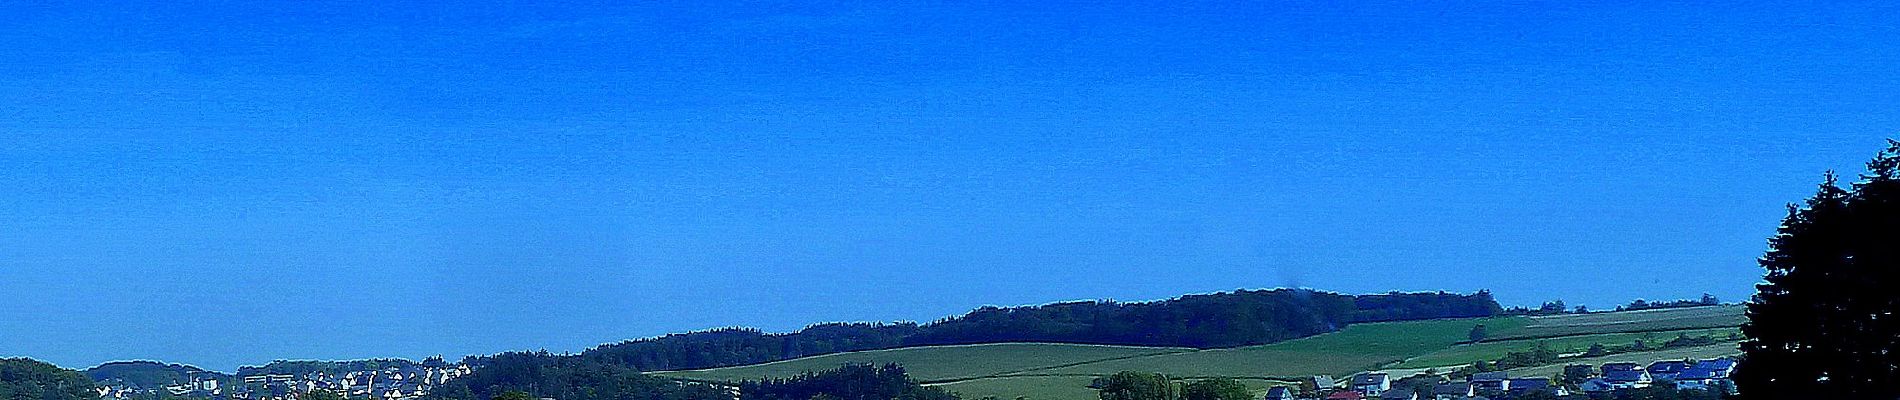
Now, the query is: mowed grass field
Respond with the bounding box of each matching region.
[653,343,1190,383]
[1393,327,1741,369]
[653,306,1751,400]
[1494,305,1745,340]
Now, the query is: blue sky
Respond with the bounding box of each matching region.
[2,1,1898,372]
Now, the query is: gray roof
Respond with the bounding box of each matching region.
[1469,372,1508,382]
[1433,384,1470,395]
[1351,373,1388,386]
[1506,378,1551,392]
[1606,370,1648,382]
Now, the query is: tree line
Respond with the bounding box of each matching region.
[1092,372,1251,400]
[578,289,1500,372]
[736,364,955,400]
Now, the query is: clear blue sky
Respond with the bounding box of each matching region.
[3,1,1897,372]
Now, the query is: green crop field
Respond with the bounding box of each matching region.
[1393,327,1741,369]
[1495,305,1745,340]
[652,343,1190,383]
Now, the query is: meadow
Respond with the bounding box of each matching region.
[1495,305,1745,340]
[1393,327,1741,369]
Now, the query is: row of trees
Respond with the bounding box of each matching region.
[1497,294,1723,316]
[1094,372,1250,400]
[736,364,956,400]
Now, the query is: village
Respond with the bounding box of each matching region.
[94,360,473,400]
[1267,357,1738,400]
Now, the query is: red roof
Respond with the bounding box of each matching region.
[1326,392,1364,400]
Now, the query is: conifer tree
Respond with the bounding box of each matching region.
[1739,140,1900,398]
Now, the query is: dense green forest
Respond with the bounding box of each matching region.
[427,352,728,400]
[581,323,923,371]
[1,358,99,400]
[736,364,955,400]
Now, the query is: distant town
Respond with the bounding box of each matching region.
[90,358,472,400]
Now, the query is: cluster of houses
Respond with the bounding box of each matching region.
[1576,359,1736,394]
[1260,357,1737,400]
[97,361,474,400]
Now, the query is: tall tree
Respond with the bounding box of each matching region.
[1740,140,1900,398]
[1096,372,1173,400]
[1179,378,1249,400]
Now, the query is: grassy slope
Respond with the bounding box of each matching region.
[1495,305,1745,340]
[653,343,1190,383]
[1393,327,1741,369]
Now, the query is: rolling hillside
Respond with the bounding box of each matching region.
[657,343,1190,383]
[652,305,1747,400]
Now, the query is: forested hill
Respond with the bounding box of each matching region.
[84,361,226,390]
[1,358,98,400]
[570,289,1498,371]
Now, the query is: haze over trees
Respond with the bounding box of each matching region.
[1739,140,1900,398]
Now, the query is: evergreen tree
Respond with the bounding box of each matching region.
[1740,140,1900,398]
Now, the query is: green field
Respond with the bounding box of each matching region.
[1393,327,1741,369]
[1495,305,1745,340]
[654,343,1190,383]
[653,307,1750,400]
